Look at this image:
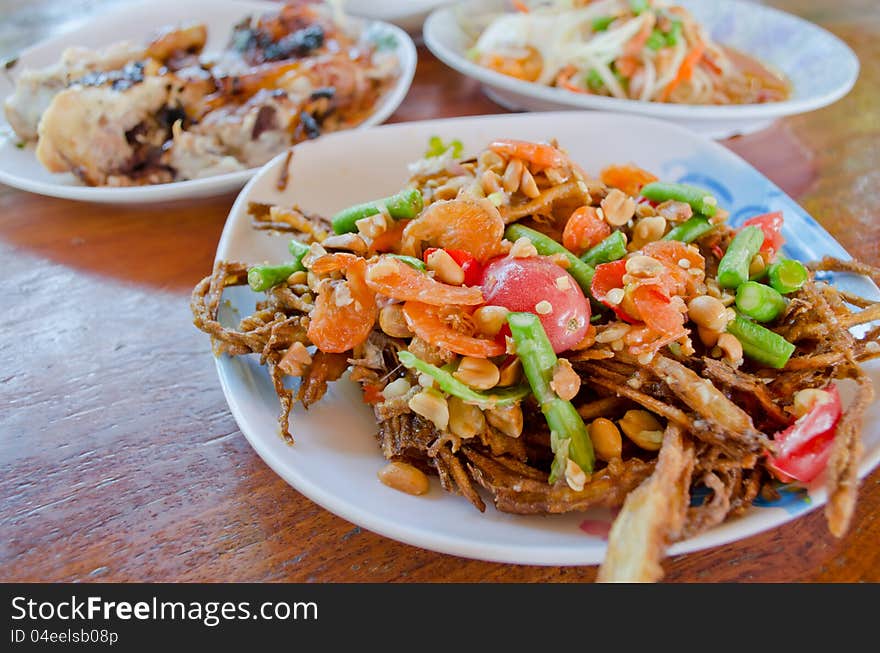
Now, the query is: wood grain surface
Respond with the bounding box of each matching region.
[1,1,879,583]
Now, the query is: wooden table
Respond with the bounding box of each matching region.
[2,1,878,583]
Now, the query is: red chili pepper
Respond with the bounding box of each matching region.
[767,385,841,483]
[361,383,384,405]
[424,248,484,287]
[742,211,785,260]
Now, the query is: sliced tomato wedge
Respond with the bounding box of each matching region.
[402,301,505,358]
[742,211,785,260]
[590,259,638,323]
[767,385,842,483]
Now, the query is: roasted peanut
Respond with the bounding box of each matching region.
[454,356,500,390]
[550,359,581,401]
[485,403,524,438]
[378,461,430,495]
[629,216,667,250]
[687,295,730,332]
[618,409,664,451]
[448,396,486,439]
[791,388,834,418]
[408,389,449,431]
[716,333,743,367]
[601,188,636,226]
[426,248,465,285]
[588,418,623,462]
[379,304,414,338]
[473,305,510,337]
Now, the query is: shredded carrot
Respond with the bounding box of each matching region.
[614,54,640,78]
[623,14,656,57]
[660,38,705,101]
[555,66,587,93]
[701,53,723,75]
[512,0,529,13]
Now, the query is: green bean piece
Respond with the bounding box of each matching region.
[662,216,715,243]
[288,238,310,260]
[767,259,808,294]
[580,231,628,267]
[331,188,424,234]
[639,181,718,217]
[507,312,594,480]
[397,351,530,408]
[726,314,796,369]
[247,263,302,292]
[504,224,596,293]
[592,15,615,31]
[388,254,426,271]
[717,226,764,289]
[735,281,787,323]
[247,239,310,291]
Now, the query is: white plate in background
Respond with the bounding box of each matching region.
[209,111,879,566]
[344,0,455,34]
[423,0,859,139]
[0,0,416,204]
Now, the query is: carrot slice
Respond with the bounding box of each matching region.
[563,206,611,255]
[365,256,484,306]
[600,163,658,197]
[403,302,505,358]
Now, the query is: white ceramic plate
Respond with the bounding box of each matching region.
[423,0,860,139]
[211,111,879,566]
[343,0,456,34]
[0,0,416,204]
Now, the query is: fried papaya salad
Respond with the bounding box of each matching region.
[464,0,790,105]
[192,137,879,581]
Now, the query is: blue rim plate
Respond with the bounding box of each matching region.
[210,111,879,566]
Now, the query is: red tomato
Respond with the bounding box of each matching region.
[589,259,638,323]
[424,247,484,287]
[481,256,590,353]
[767,385,842,483]
[742,212,785,259]
[562,206,611,255]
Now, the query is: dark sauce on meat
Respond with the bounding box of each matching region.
[77,60,146,91]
